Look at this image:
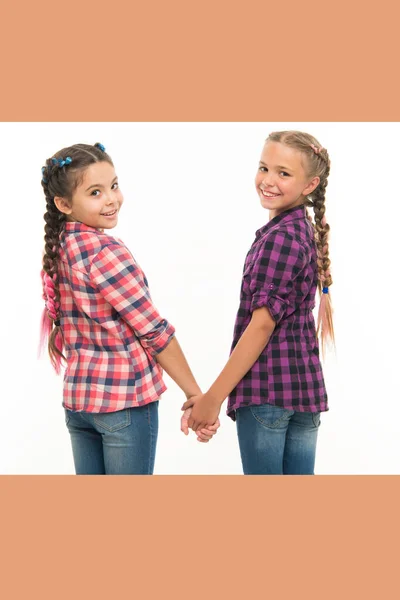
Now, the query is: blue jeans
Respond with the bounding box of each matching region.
[236,403,320,475]
[65,402,159,475]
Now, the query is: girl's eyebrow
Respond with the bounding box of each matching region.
[85,176,118,192]
[259,160,293,172]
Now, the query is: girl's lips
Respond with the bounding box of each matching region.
[101,209,117,217]
[261,189,281,197]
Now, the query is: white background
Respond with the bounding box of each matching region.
[0,122,398,474]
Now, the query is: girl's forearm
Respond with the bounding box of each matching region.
[207,310,275,406]
[156,336,201,398]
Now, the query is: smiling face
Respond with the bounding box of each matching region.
[54,161,123,230]
[255,141,320,219]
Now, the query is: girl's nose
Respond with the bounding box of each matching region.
[262,173,274,187]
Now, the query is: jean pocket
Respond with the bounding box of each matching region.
[94,409,132,433]
[312,413,321,428]
[249,404,294,429]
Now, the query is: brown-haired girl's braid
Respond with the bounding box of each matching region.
[266,131,335,355]
[40,162,67,372]
[39,143,114,373]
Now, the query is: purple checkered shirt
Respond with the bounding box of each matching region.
[227,205,328,420]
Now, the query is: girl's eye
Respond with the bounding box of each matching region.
[112,182,119,190]
[280,171,290,177]
[259,166,267,172]
[91,190,101,196]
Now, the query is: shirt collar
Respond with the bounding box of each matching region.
[64,221,103,234]
[255,204,307,239]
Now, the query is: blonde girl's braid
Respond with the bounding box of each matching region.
[266,131,335,355]
[39,142,113,373]
[308,149,334,353]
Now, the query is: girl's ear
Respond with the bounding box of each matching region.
[302,176,320,197]
[54,196,72,215]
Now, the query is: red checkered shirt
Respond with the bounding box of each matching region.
[58,222,175,412]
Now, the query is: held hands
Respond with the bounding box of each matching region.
[181,407,220,442]
[181,393,222,433]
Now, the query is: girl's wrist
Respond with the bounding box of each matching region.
[185,386,202,399]
[205,388,225,407]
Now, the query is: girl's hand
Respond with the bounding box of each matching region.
[196,418,220,443]
[181,394,222,432]
[181,409,220,442]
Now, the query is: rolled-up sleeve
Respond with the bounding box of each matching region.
[249,231,307,325]
[89,244,175,355]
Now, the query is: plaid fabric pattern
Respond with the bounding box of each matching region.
[227,205,328,421]
[58,222,175,412]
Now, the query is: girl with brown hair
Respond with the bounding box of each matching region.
[39,142,219,474]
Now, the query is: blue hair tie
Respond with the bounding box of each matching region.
[95,143,106,152]
[322,286,329,294]
[51,156,72,168]
[45,155,72,180]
